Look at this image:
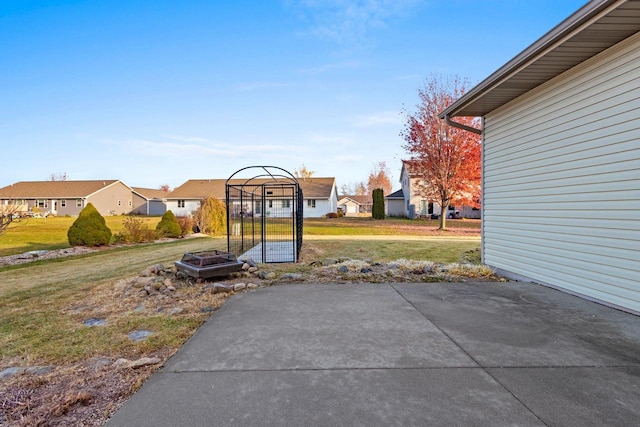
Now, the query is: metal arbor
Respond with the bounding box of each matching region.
[225,166,303,263]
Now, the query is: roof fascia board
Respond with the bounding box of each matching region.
[439,0,622,118]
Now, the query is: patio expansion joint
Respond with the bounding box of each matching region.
[389,283,551,427]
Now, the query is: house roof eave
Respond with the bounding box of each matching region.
[439,0,640,118]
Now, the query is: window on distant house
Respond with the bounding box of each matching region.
[282,199,290,208]
[61,200,66,207]
[268,200,273,208]
[255,202,262,214]
[117,200,122,206]
[307,199,316,208]
[178,200,185,208]
[128,200,132,207]
[36,199,47,208]
[76,199,83,207]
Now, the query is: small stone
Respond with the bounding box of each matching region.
[200,306,216,313]
[247,283,259,290]
[167,307,184,315]
[242,258,257,268]
[338,265,349,273]
[127,357,161,369]
[388,263,399,269]
[423,265,433,273]
[338,257,352,263]
[128,330,153,342]
[163,278,173,288]
[360,267,373,273]
[281,273,302,280]
[166,285,176,292]
[242,263,251,270]
[323,258,339,266]
[83,318,106,327]
[265,272,276,280]
[211,283,232,294]
[134,276,156,287]
[248,267,258,273]
[234,283,247,291]
[113,358,130,367]
[258,271,268,279]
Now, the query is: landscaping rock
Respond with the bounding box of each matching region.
[233,283,247,291]
[337,265,349,273]
[83,318,106,327]
[0,366,53,379]
[242,258,257,268]
[134,276,156,288]
[323,258,339,266]
[126,357,161,369]
[423,265,433,273]
[360,267,373,273]
[248,266,258,273]
[210,283,232,294]
[167,307,184,315]
[200,306,216,313]
[338,257,352,263]
[242,263,251,271]
[281,273,303,280]
[128,330,153,342]
[247,283,259,290]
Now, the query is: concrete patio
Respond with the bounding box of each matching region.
[107,281,640,426]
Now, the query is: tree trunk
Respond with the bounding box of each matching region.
[439,202,448,230]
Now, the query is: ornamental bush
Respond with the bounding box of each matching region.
[156,210,182,238]
[67,203,113,246]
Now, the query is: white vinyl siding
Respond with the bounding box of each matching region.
[483,31,640,313]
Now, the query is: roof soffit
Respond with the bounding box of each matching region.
[441,0,640,118]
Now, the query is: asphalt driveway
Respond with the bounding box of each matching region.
[107,282,640,426]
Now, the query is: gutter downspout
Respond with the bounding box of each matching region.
[443,114,482,135]
[441,113,484,264]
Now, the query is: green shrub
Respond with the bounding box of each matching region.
[67,203,112,246]
[156,210,182,238]
[372,188,385,220]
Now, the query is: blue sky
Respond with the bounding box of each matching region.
[0,0,586,190]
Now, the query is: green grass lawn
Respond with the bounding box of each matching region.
[0,216,163,256]
[0,215,480,257]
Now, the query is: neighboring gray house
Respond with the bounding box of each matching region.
[0,180,135,217]
[439,0,640,313]
[167,177,339,218]
[385,189,405,217]
[131,187,168,216]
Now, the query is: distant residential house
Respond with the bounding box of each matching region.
[392,160,480,219]
[131,187,168,216]
[337,194,372,216]
[337,197,361,217]
[166,177,338,218]
[438,0,640,313]
[384,189,405,217]
[0,180,135,217]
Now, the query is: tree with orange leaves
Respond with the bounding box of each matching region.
[401,75,481,230]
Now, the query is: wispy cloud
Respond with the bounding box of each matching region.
[287,0,425,45]
[352,111,402,127]
[102,137,292,159]
[298,60,362,74]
